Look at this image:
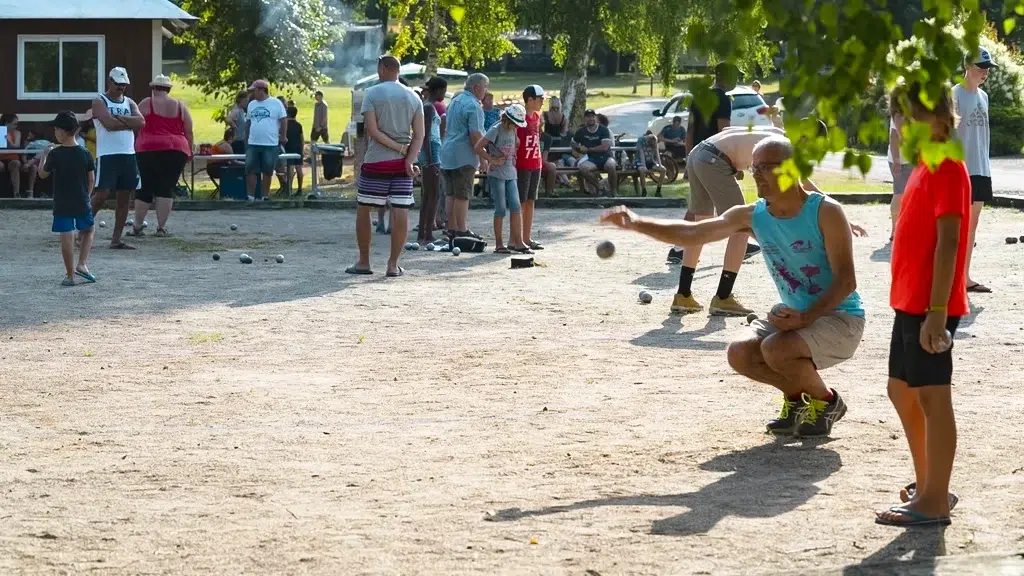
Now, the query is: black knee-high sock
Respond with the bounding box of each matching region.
[677,266,696,297]
[716,271,738,300]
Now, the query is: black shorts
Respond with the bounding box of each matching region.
[970,175,992,203]
[95,154,140,192]
[136,150,188,203]
[888,311,962,387]
[517,169,540,203]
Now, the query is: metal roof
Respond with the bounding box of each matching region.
[0,0,196,20]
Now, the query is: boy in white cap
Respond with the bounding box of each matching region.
[517,84,550,250]
[953,47,997,294]
[90,66,144,249]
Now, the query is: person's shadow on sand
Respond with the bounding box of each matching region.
[487,441,842,536]
[841,528,946,575]
[630,314,730,351]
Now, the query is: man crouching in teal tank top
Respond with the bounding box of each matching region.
[600,136,864,438]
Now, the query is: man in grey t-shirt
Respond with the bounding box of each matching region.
[346,55,424,278]
[953,47,997,293]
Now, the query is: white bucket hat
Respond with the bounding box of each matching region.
[503,103,528,127]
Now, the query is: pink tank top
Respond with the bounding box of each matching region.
[135,100,191,156]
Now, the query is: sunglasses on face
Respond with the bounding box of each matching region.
[114,83,128,88]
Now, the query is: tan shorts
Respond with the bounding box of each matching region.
[686,144,744,216]
[443,165,477,200]
[751,312,865,370]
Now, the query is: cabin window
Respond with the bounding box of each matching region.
[17,35,105,100]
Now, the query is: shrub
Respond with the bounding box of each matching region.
[989,106,1024,155]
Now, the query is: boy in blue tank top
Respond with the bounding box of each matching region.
[600,136,864,438]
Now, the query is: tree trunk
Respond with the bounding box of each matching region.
[424,0,440,77]
[560,31,593,131]
[631,59,639,95]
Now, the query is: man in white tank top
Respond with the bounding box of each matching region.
[90,67,145,249]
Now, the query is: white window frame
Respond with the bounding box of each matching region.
[17,35,106,100]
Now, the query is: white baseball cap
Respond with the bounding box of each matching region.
[503,103,528,127]
[968,47,998,69]
[109,67,130,84]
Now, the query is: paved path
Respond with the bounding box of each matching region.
[820,153,1024,196]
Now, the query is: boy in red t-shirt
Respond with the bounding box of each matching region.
[516,85,552,250]
[876,83,971,528]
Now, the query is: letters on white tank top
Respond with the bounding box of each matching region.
[94,93,136,157]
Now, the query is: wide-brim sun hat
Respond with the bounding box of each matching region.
[150,74,173,89]
[503,103,528,127]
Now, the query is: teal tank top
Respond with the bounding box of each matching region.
[750,192,864,317]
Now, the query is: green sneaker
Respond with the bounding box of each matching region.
[766,396,806,436]
[795,390,847,437]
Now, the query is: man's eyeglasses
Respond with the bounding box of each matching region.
[114,83,128,88]
[751,162,781,177]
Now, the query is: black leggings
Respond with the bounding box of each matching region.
[137,150,188,203]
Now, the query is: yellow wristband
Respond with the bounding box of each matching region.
[928,305,947,313]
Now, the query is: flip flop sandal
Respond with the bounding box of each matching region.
[512,246,534,254]
[385,266,405,278]
[344,265,373,275]
[125,227,145,237]
[74,270,97,283]
[154,229,172,237]
[875,506,951,527]
[528,241,544,250]
[966,283,992,293]
[901,482,960,511]
[494,247,512,254]
[61,278,76,287]
[110,242,136,250]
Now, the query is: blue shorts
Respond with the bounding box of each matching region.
[488,177,521,217]
[245,145,281,175]
[53,212,94,233]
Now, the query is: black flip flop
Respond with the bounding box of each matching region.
[385,265,405,278]
[966,283,992,293]
[345,265,373,275]
[109,242,136,250]
[902,482,959,511]
[494,247,512,254]
[875,506,951,527]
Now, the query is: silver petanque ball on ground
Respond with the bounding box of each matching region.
[230,224,238,231]
[596,240,615,259]
[453,247,462,256]
[639,291,653,304]
[275,255,285,264]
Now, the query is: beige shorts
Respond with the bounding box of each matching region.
[686,144,744,216]
[751,312,865,370]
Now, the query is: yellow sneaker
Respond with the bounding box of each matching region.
[670,293,704,315]
[709,294,753,317]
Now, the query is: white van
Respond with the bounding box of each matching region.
[344,64,468,150]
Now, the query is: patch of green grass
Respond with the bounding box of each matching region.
[189,332,224,345]
[651,172,891,202]
[176,72,770,145]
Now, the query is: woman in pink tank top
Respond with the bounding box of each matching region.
[131,74,194,237]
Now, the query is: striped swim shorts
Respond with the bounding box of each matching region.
[357,161,414,208]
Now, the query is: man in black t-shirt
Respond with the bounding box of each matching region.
[572,109,616,196]
[38,110,97,286]
[686,63,736,152]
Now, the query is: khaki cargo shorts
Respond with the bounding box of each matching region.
[686,144,744,216]
[751,312,865,370]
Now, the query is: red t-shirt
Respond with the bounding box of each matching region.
[433,101,447,117]
[516,112,542,170]
[890,159,971,316]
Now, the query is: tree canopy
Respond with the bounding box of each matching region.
[177,0,341,102]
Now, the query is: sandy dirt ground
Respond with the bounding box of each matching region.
[1,204,1023,575]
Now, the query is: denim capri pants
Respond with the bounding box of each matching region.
[489,176,521,217]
